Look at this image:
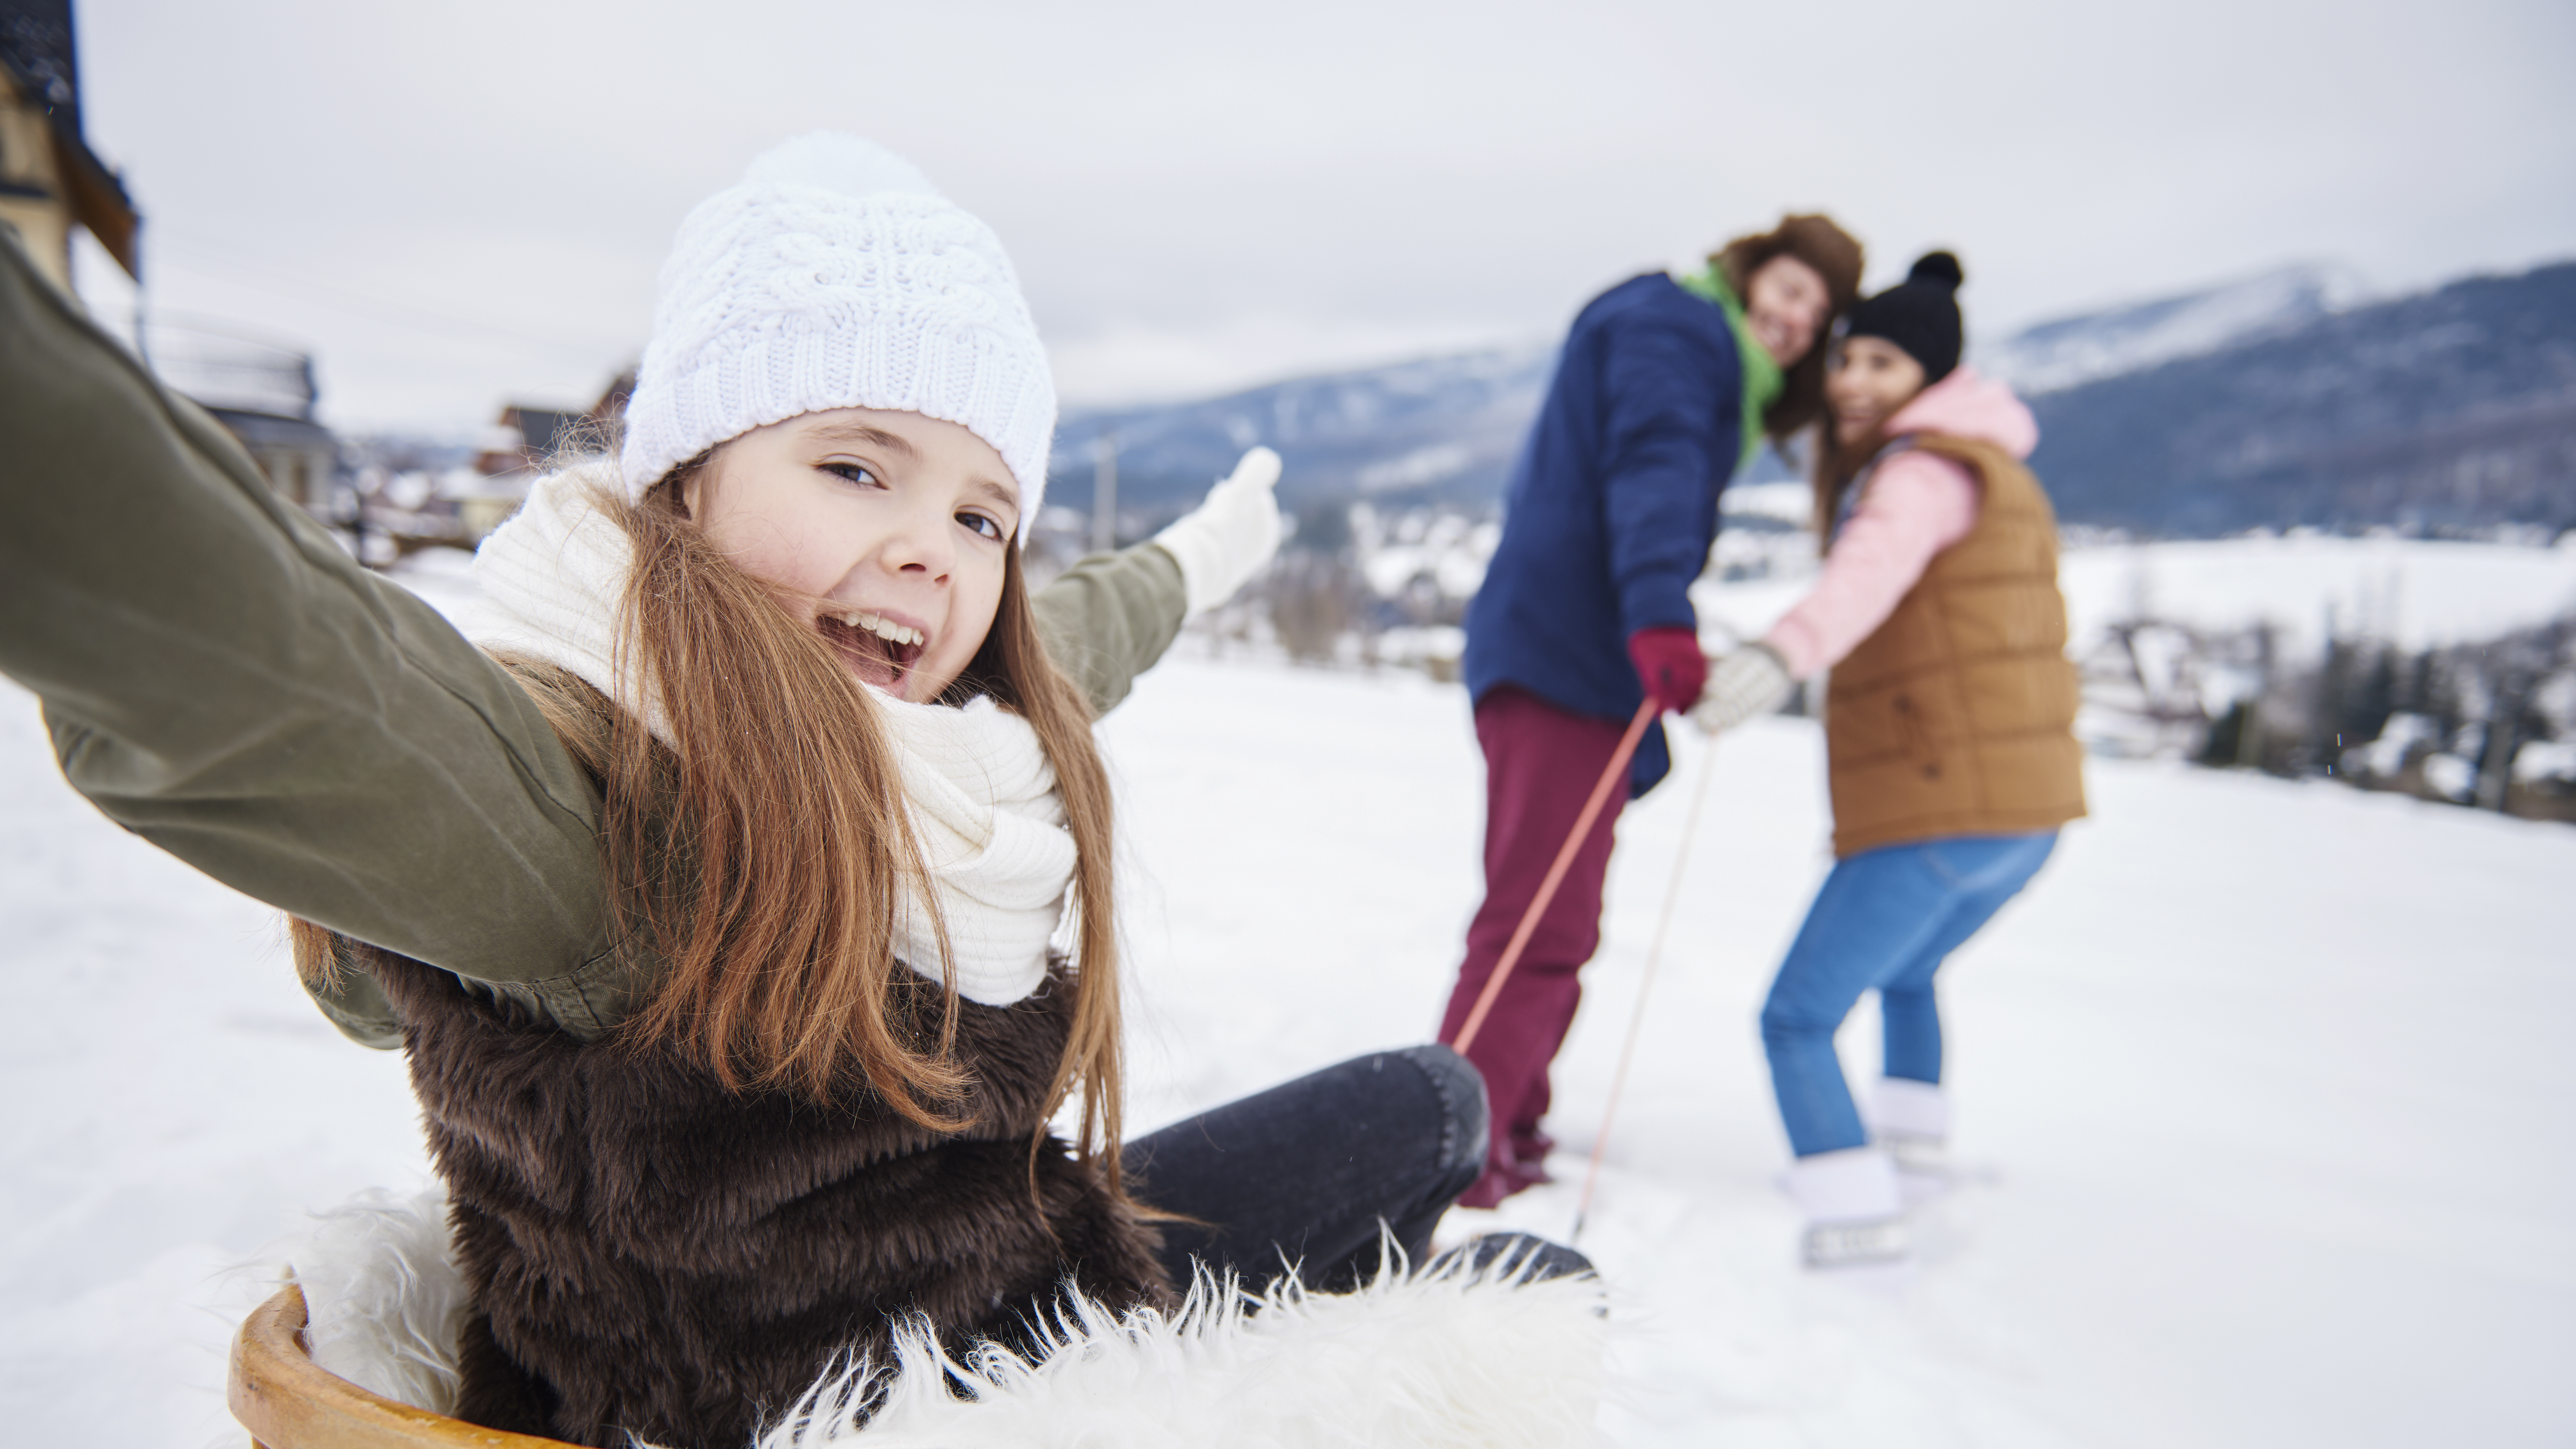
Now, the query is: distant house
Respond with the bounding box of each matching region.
[449,376,635,541]
[207,403,341,512]
[4,2,341,512]
[141,321,340,510]
[0,0,136,294]
[485,405,589,471]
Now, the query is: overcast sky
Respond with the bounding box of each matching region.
[62,0,2576,433]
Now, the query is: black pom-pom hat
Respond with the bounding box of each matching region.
[1843,251,1966,384]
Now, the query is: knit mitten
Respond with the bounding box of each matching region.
[1152,447,1284,615]
[1689,643,1794,735]
[1786,1146,1910,1272]
[1626,626,1709,713]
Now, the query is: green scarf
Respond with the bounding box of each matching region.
[1675,264,1786,471]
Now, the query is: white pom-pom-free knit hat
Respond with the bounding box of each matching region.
[617,133,1055,528]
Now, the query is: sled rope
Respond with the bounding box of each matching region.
[1448,698,1659,1058]
[1571,735,1717,1245]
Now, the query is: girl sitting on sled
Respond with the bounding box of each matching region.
[0,134,1595,1447]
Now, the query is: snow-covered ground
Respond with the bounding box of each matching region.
[3,644,2571,1444]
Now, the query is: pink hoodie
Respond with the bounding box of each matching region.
[1762,366,2039,678]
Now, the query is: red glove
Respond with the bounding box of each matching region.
[1628,626,1708,714]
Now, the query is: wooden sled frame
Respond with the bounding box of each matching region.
[230,1283,575,1449]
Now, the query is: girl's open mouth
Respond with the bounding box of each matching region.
[818,609,927,689]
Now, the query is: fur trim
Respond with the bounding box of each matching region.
[763,1247,1610,1449]
[286,1189,1609,1447]
[362,945,1171,1447]
[284,1188,470,1414]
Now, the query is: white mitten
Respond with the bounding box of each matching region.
[1152,447,1283,615]
[1690,643,1795,735]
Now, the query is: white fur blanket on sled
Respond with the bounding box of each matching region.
[278,1187,1613,1448]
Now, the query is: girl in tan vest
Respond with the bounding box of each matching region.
[1693,252,2087,1276]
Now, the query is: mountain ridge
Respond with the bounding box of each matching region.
[2026,262,2576,536]
[1049,258,2576,539]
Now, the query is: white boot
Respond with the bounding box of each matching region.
[1786,1146,1909,1276]
[1872,1078,1950,1206]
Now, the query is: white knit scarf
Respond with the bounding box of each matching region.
[467,465,1073,1006]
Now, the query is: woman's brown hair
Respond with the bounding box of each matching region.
[1710,213,1865,446]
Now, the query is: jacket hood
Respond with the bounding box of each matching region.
[1888,365,2037,460]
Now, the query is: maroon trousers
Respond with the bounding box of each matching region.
[1438,685,1632,1194]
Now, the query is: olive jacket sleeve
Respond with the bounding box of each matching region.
[1030,543,1189,718]
[0,228,1189,1048]
[299,550,1185,1050]
[1,227,629,1041]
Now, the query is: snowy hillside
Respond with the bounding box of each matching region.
[1058,258,2381,511]
[1972,262,2367,395]
[1037,258,2575,541]
[4,636,2571,1446]
[2025,262,2576,537]
[1051,344,1556,516]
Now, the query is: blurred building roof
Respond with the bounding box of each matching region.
[504,405,585,460]
[144,320,319,420]
[0,0,136,278]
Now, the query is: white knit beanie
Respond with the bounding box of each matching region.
[617,133,1054,529]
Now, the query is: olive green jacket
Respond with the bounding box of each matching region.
[0,227,1188,1049]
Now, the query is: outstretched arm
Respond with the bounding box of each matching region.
[1031,447,1283,717]
[1030,542,1189,718]
[0,230,623,1037]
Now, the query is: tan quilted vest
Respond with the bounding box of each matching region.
[1823,435,2087,858]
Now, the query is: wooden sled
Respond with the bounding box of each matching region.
[230,1283,574,1449]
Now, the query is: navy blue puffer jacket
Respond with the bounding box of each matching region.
[1463,273,1749,796]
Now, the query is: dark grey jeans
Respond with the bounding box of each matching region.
[1127,1043,1590,1293]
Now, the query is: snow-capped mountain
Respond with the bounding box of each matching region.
[1974,262,2371,395]
[1051,345,1556,517]
[1051,259,2575,540]
[2026,262,2576,536]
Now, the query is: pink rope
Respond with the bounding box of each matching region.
[1572,737,1717,1244]
[1447,698,1660,1058]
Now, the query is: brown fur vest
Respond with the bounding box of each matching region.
[1824,434,2088,857]
[351,939,1172,1449]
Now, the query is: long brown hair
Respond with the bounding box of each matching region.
[602,458,1126,1180]
[1710,213,1865,446]
[291,451,1131,1196]
[1809,411,1889,544]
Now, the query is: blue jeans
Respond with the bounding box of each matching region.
[1760,832,2058,1158]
